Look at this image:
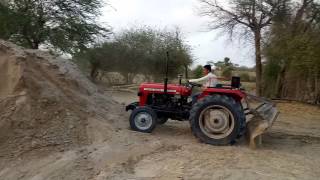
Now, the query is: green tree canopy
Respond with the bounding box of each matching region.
[208,57,235,79]
[75,27,193,83]
[192,65,204,78]
[0,0,108,54]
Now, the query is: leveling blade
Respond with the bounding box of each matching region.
[244,94,280,149]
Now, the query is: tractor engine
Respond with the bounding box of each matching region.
[137,83,192,120]
[148,93,186,108]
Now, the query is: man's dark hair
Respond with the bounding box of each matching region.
[203,65,212,72]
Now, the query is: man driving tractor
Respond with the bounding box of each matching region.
[189,65,224,103]
[126,59,279,147]
[189,65,218,88]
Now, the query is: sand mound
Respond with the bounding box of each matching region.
[0,40,118,158]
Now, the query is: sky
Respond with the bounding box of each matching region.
[100,0,255,67]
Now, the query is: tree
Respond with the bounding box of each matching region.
[75,27,193,83]
[0,1,15,39]
[198,0,287,95]
[263,0,320,103]
[0,0,108,54]
[208,57,235,79]
[192,65,204,78]
[239,72,251,82]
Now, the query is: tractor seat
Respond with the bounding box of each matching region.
[211,84,232,89]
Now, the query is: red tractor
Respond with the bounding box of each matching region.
[126,54,279,146]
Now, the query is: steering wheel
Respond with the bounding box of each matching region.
[187,81,202,88]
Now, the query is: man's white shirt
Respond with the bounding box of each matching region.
[189,72,218,88]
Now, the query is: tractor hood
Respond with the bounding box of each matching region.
[139,83,191,96]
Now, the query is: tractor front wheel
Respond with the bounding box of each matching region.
[189,95,244,145]
[129,107,157,133]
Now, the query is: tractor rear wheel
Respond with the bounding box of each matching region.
[189,95,244,145]
[130,107,157,133]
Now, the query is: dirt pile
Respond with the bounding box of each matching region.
[0,40,118,158]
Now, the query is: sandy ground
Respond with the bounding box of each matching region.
[105,91,320,180]
[0,40,319,180]
[1,90,319,180]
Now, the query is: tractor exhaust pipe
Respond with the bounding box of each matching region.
[164,51,169,95]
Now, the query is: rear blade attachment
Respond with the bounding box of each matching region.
[244,93,280,149]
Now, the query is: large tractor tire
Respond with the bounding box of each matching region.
[129,107,157,133]
[189,95,245,145]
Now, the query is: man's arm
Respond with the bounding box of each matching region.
[189,74,209,83]
[217,77,227,81]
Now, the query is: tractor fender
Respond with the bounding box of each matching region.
[125,102,139,111]
[200,89,246,102]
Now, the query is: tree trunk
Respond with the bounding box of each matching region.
[295,78,300,101]
[90,63,99,82]
[126,73,135,84]
[90,68,98,82]
[31,42,39,49]
[307,68,313,102]
[254,29,262,96]
[184,65,188,79]
[276,65,286,98]
[275,73,282,97]
[314,68,319,104]
[126,73,130,84]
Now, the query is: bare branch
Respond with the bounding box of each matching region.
[199,0,253,28]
